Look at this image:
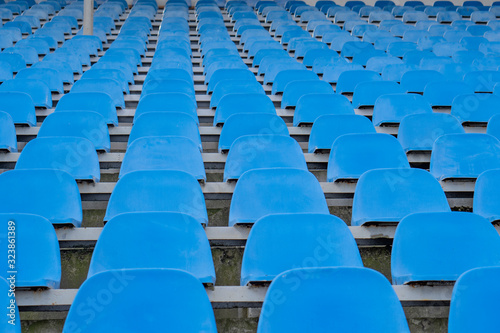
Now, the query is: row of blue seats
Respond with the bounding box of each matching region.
[3,207,500,287]
[3,264,499,332]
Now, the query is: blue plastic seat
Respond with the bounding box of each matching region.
[0,53,25,73]
[282,80,334,108]
[391,212,500,285]
[322,63,364,83]
[294,93,354,126]
[16,137,100,182]
[15,67,63,93]
[336,70,381,94]
[257,267,410,333]
[474,169,500,222]
[241,213,363,285]
[105,170,208,224]
[352,81,404,108]
[387,41,418,57]
[135,92,197,123]
[487,113,500,142]
[214,93,275,126]
[365,56,403,73]
[400,70,445,93]
[308,115,376,153]
[372,93,433,126]
[0,213,60,288]
[430,133,500,180]
[229,168,329,226]
[15,38,50,56]
[328,133,410,182]
[71,79,125,109]
[352,168,450,226]
[272,69,318,94]
[43,52,82,74]
[219,113,289,152]
[82,68,130,93]
[224,135,307,181]
[32,60,74,84]
[121,136,205,180]
[129,112,200,150]
[0,170,82,226]
[56,92,118,126]
[0,79,51,108]
[448,267,500,333]
[141,78,194,100]
[398,113,465,152]
[63,269,217,333]
[464,70,500,92]
[381,63,417,82]
[452,94,500,123]
[38,111,110,152]
[423,81,474,107]
[471,10,496,23]
[340,40,374,58]
[0,111,16,152]
[211,80,265,108]
[351,48,387,66]
[88,212,215,284]
[0,92,35,127]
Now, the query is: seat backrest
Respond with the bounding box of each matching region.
[352,168,450,226]
[392,212,500,284]
[372,93,432,125]
[104,170,208,224]
[88,212,215,284]
[224,135,307,181]
[0,169,82,226]
[229,168,329,226]
[214,93,275,126]
[120,136,205,180]
[327,133,410,182]
[63,269,217,333]
[241,213,363,285]
[15,137,100,182]
[0,213,60,288]
[56,92,118,126]
[257,267,410,333]
[430,133,500,180]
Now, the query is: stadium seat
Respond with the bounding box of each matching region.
[224,135,307,181]
[16,137,100,182]
[0,79,51,108]
[206,68,254,93]
[129,112,201,150]
[473,169,500,222]
[452,94,500,123]
[0,111,16,152]
[43,52,82,74]
[464,70,500,92]
[281,80,334,109]
[135,93,198,123]
[82,69,130,94]
[38,111,110,152]
[257,267,410,333]
[352,81,404,108]
[120,136,205,180]
[218,113,289,152]
[214,93,275,126]
[487,113,500,141]
[400,70,445,93]
[241,213,363,285]
[372,93,433,126]
[0,92,35,126]
[293,93,354,126]
[62,269,217,333]
[398,113,465,152]
[336,70,381,94]
[229,168,329,226]
[56,93,118,126]
[15,38,50,56]
[32,60,74,84]
[352,168,450,226]
[71,79,125,109]
[211,80,265,108]
[328,133,410,182]
[104,170,208,225]
[87,212,216,284]
[391,212,500,284]
[15,68,63,93]
[0,170,82,226]
[448,267,500,333]
[430,134,500,180]
[423,81,475,107]
[322,63,364,83]
[272,69,318,95]
[308,115,376,153]
[0,214,60,288]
